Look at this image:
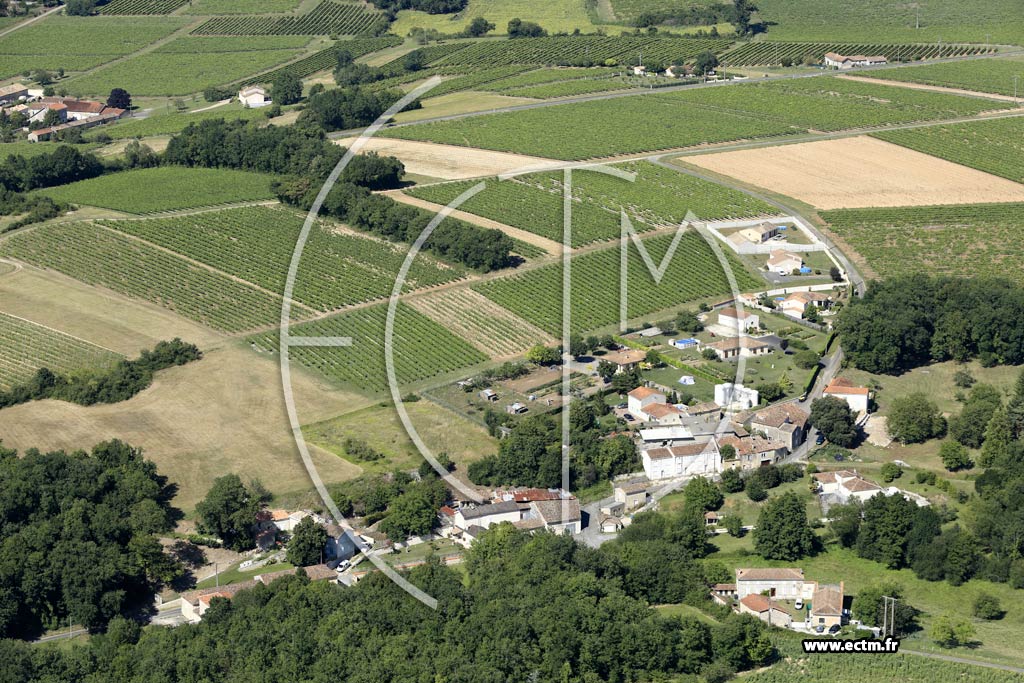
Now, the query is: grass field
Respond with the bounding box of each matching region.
[155,35,313,52]
[99,0,188,14]
[249,303,489,392]
[0,15,186,78]
[1,222,286,333]
[389,0,629,36]
[95,104,272,140]
[754,0,1024,44]
[0,311,121,390]
[304,400,497,476]
[859,57,1024,97]
[408,161,779,246]
[65,47,303,96]
[873,117,1024,184]
[822,203,1024,284]
[190,0,386,36]
[38,167,275,214]
[184,0,304,14]
[385,77,1003,160]
[473,231,761,335]
[0,141,100,160]
[100,206,467,311]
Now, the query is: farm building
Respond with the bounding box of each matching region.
[614,479,649,511]
[739,594,792,626]
[824,52,887,69]
[638,425,695,446]
[638,402,687,426]
[822,377,870,414]
[736,567,806,599]
[604,348,647,373]
[0,83,28,104]
[717,434,788,469]
[717,306,759,332]
[627,386,665,415]
[702,336,773,360]
[810,583,845,630]
[238,85,271,107]
[766,250,803,275]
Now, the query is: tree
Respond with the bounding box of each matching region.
[980,407,1013,467]
[724,514,744,537]
[195,474,260,551]
[526,344,561,366]
[746,479,767,501]
[720,466,743,493]
[596,359,617,381]
[569,333,589,358]
[828,502,862,548]
[829,265,842,282]
[379,480,445,541]
[64,0,95,15]
[272,72,303,105]
[340,151,404,190]
[856,494,917,568]
[973,593,1003,620]
[701,348,719,361]
[810,396,857,447]
[106,88,131,110]
[676,310,704,333]
[939,440,973,471]
[507,17,546,38]
[402,49,427,72]
[753,492,815,560]
[730,0,758,35]
[879,462,902,483]
[287,516,328,567]
[931,614,975,648]
[684,476,723,512]
[465,16,495,36]
[694,50,719,76]
[793,350,820,369]
[887,393,946,444]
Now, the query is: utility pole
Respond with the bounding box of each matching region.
[880,596,897,637]
[215,562,219,588]
[1014,75,1020,106]
[915,4,920,30]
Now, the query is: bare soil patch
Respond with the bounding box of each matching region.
[335,137,564,180]
[685,136,1024,209]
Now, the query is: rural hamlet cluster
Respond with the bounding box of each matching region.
[0,0,1022,682]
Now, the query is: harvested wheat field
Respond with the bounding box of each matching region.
[683,136,1024,209]
[335,137,563,180]
[406,288,553,358]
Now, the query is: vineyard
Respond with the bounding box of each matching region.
[721,41,990,66]
[408,161,779,247]
[239,36,402,86]
[249,303,488,391]
[1,222,287,333]
[473,231,760,335]
[156,35,312,52]
[99,206,467,312]
[873,117,1024,183]
[96,104,270,140]
[406,289,553,358]
[748,648,1022,683]
[99,0,188,14]
[386,76,1005,159]
[38,167,275,214]
[0,312,121,390]
[185,0,303,13]
[860,57,1024,97]
[480,67,620,91]
[191,1,387,36]
[822,202,1024,285]
[502,77,637,99]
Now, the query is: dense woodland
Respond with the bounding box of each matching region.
[0,440,180,639]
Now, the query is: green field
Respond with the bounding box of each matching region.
[473,231,761,335]
[249,303,489,391]
[38,167,276,214]
[408,161,779,246]
[857,57,1024,97]
[754,0,1024,44]
[99,206,467,311]
[0,311,122,390]
[1,222,285,333]
[239,35,402,86]
[185,0,304,14]
[99,0,188,14]
[822,203,1024,284]
[385,77,1003,160]
[607,0,722,24]
[389,0,629,36]
[65,47,302,96]
[873,117,1024,183]
[190,0,386,36]
[480,67,619,90]
[0,141,100,160]
[95,104,271,140]
[501,77,637,98]
[722,41,991,67]
[155,35,312,52]
[0,15,186,78]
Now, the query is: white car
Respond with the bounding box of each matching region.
[335,560,351,572]
[794,599,804,610]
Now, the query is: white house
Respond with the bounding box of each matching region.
[632,64,647,76]
[639,402,687,426]
[714,382,759,411]
[718,306,759,332]
[824,52,887,69]
[736,567,806,599]
[813,470,882,504]
[530,498,582,535]
[702,336,773,360]
[766,250,803,275]
[604,348,647,373]
[780,291,833,319]
[739,222,780,243]
[823,377,870,414]
[641,438,721,480]
[614,479,649,511]
[238,85,271,107]
[453,500,521,529]
[628,386,665,416]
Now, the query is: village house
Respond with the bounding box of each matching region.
[740,222,780,243]
[641,438,721,480]
[824,52,887,69]
[530,498,582,535]
[810,582,845,630]
[638,425,695,447]
[717,434,788,470]
[736,567,806,599]
[715,382,759,411]
[739,594,792,626]
[238,85,271,107]
[26,100,127,142]
[613,479,649,511]
[822,377,870,414]
[452,500,521,529]
[702,336,773,360]
[599,515,624,533]
[627,386,664,416]
[718,306,760,332]
[638,402,688,425]
[812,469,882,504]
[256,509,313,534]
[181,564,337,623]
[746,403,810,452]
[603,348,648,374]
[766,250,803,275]
[0,83,28,104]
[780,291,832,320]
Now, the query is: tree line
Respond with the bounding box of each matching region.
[0,339,201,410]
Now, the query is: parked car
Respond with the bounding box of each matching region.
[335,560,351,572]
[624,413,635,422]
[794,599,804,610]
[815,432,825,445]
[815,624,825,633]
[616,403,627,409]
[828,624,842,634]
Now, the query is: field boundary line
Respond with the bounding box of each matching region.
[838,73,1022,103]
[0,308,124,356]
[0,5,61,39]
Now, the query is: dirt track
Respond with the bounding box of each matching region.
[685,136,1024,209]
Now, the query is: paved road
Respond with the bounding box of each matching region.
[33,628,88,644]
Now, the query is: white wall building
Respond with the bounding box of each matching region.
[628,386,665,415]
[715,383,759,411]
[735,567,807,599]
[238,85,271,107]
[717,306,760,332]
[641,439,721,480]
[823,377,870,414]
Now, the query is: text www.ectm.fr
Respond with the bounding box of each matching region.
[802,638,900,654]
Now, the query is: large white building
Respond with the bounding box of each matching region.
[715,382,759,411]
[736,567,809,600]
[238,85,271,107]
[641,438,721,480]
[823,377,870,414]
[718,306,759,332]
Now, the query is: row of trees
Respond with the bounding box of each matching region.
[0,339,201,409]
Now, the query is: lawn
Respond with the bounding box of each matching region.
[38,166,276,213]
[0,15,186,78]
[822,203,1024,285]
[0,141,100,160]
[194,560,298,590]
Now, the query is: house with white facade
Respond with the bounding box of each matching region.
[780,291,833,320]
[703,336,773,360]
[641,438,721,480]
[453,500,521,529]
[715,383,759,411]
[766,250,803,275]
[824,52,887,69]
[238,85,271,107]
[628,386,665,415]
[823,377,870,414]
[614,479,649,511]
[736,567,807,599]
[718,306,760,332]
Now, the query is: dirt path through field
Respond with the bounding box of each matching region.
[385,190,564,256]
[838,74,1021,103]
[335,137,565,180]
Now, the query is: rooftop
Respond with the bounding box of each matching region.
[751,403,809,429]
[740,594,789,615]
[628,386,662,400]
[811,583,844,616]
[736,567,804,582]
